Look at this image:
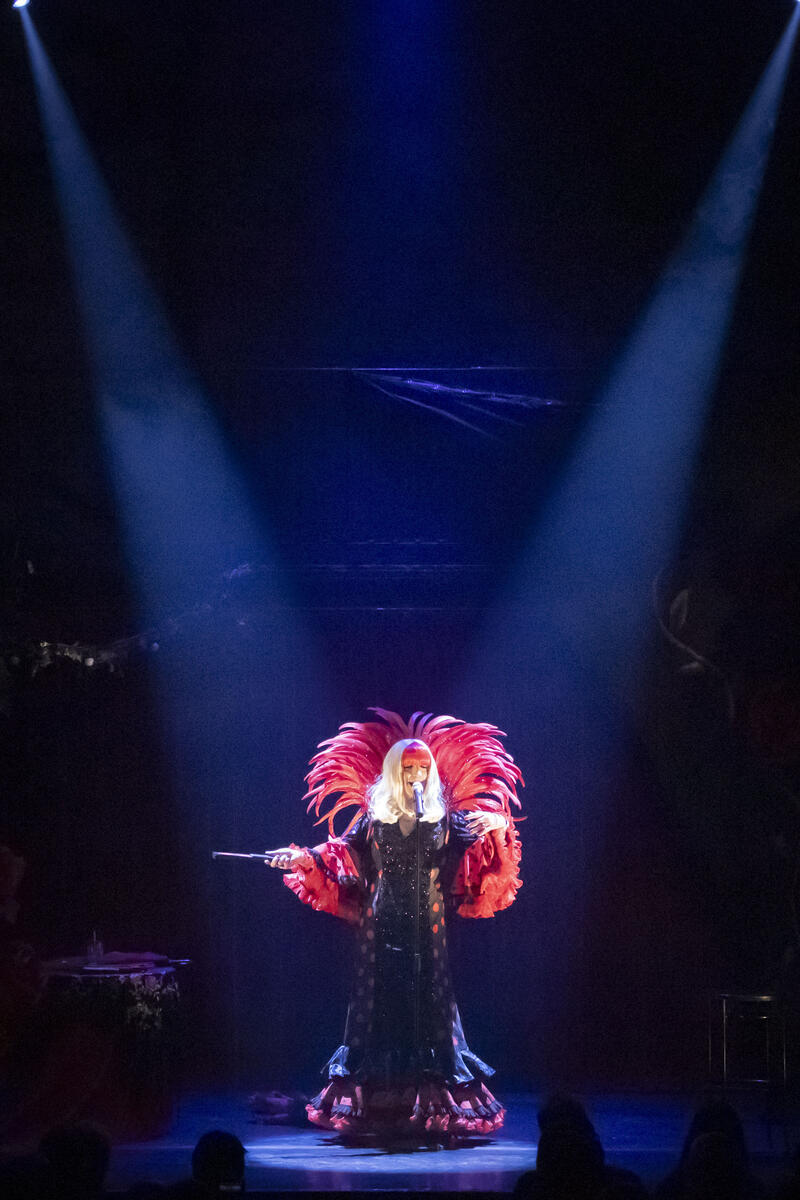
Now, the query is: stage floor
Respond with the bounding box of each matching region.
[103,1090,794,1194]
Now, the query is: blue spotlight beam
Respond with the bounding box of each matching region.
[20,12,175,401]
[19,11,262,614]
[454,0,799,901]
[511,4,799,678]
[19,13,343,1079]
[448,13,799,1065]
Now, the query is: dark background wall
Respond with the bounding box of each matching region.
[2,0,799,1092]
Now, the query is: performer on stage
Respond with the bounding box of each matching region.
[266,709,523,1137]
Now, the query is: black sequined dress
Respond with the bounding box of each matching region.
[300,811,504,1135]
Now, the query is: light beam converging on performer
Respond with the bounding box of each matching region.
[18,10,261,618]
[17,11,340,1063]
[511,0,800,675]
[452,2,800,1062]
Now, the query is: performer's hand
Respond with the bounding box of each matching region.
[465,811,507,838]
[264,846,313,871]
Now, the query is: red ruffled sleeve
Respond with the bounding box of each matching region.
[283,840,363,924]
[451,822,522,919]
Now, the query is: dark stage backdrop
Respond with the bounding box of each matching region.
[3,0,800,1097]
[6,581,789,1095]
[3,362,800,1093]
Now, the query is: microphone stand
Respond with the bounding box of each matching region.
[412,784,424,1066]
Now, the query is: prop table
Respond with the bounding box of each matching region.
[4,952,185,1142]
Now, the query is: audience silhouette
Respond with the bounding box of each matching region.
[513,1094,648,1199]
[0,1094,793,1197]
[655,1097,767,1200]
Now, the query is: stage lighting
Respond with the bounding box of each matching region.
[13,1,31,8]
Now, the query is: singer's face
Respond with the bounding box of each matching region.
[401,758,429,802]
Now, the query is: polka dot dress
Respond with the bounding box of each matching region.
[307,812,505,1137]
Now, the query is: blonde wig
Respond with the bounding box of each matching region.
[367,739,446,824]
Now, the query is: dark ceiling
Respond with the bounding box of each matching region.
[1,0,798,635]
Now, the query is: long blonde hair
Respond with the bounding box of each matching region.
[367,739,446,824]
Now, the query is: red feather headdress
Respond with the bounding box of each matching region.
[304,708,524,836]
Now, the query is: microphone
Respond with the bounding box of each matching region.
[412,781,425,817]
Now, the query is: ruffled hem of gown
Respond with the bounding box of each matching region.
[306,1077,505,1136]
